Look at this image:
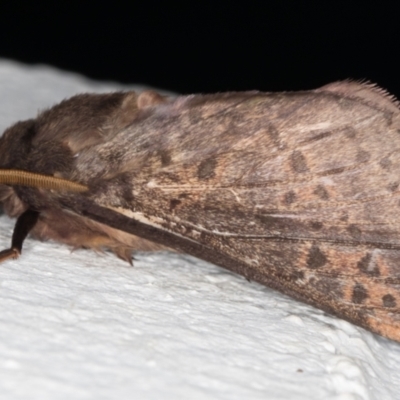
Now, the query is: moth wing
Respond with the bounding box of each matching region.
[76,83,400,340]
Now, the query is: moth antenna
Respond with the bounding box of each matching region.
[0,169,88,192]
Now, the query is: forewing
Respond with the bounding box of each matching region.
[76,83,400,340]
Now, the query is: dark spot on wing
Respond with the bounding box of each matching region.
[343,127,357,139]
[388,182,399,192]
[290,151,308,173]
[309,221,323,230]
[356,149,371,163]
[320,166,346,176]
[113,173,134,206]
[290,270,304,280]
[340,213,349,222]
[352,283,368,304]
[161,171,181,182]
[303,130,332,143]
[169,198,181,211]
[382,294,397,308]
[384,277,400,285]
[267,124,280,142]
[284,190,296,205]
[257,215,293,231]
[197,157,217,180]
[159,150,172,166]
[313,278,343,299]
[314,185,329,200]
[379,157,392,170]
[307,245,327,269]
[347,224,362,239]
[357,253,380,276]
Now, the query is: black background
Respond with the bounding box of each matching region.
[0,3,399,96]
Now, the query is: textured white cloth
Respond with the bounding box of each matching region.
[0,59,399,400]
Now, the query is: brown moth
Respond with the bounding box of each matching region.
[1,82,400,342]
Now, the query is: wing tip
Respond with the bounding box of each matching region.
[316,79,400,112]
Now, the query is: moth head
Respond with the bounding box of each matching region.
[0,119,37,217]
[0,119,36,168]
[0,89,167,218]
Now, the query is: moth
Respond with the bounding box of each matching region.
[1,82,400,342]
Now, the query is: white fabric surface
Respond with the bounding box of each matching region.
[0,59,399,400]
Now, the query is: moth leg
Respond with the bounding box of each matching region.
[0,209,40,262]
